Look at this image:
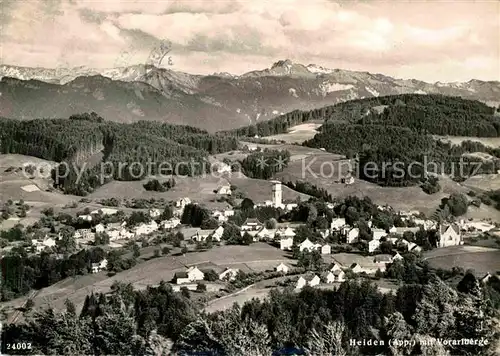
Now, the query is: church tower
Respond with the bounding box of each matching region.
[271,180,282,207]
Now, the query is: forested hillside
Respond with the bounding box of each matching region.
[0,113,239,195]
[2,274,499,356]
[222,94,499,138]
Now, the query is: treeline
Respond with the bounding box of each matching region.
[240,149,291,179]
[1,247,107,301]
[3,274,499,355]
[304,123,500,186]
[0,113,239,195]
[283,180,334,202]
[219,94,497,138]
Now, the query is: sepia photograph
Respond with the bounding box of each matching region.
[0,0,499,355]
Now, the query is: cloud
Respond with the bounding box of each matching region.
[2,0,499,82]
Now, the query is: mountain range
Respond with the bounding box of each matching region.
[1,60,499,132]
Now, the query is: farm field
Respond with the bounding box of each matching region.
[275,153,471,215]
[264,122,323,144]
[3,243,296,318]
[424,245,500,276]
[228,176,311,203]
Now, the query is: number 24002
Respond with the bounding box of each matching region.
[6,343,32,350]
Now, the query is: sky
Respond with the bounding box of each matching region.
[1,0,499,82]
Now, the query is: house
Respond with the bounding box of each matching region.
[219,268,239,281]
[91,259,108,274]
[322,271,336,284]
[149,209,161,219]
[318,229,330,239]
[372,228,387,240]
[285,203,298,211]
[299,238,316,252]
[32,237,57,252]
[280,237,294,250]
[275,262,291,274]
[91,208,117,216]
[134,221,158,237]
[94,223,106,234]
[192,229,214,242]
[296,274,321,289]
[368,239,381,253]
[212,210,228,223]
[321,244,332,255]
[217,185,232,195]
[241,218,263,231]
[341,176,355,185]
[187,266,205,281]
[174,272,191,284]
[437,223,462,247]
[350,263,364,274]
[214,162,231,174]
[74,228,93,239]
[413,218,437,231]
[333,269,346,282]
[344,227,360,244]
[176,197,191,208]
[330,263,343,272]
[161,218,181,230]
[392,252,404,261]
[212,226,224,241]
[256,227,276,240]
[78,214,93,222]
[388,226,398,234]
[330,218,346,231]
[276,226,296,239]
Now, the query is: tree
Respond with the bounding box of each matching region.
[204,269,218,282]
[306,320,347,356]
[240,198,255,213]
[197,283,207,292]
[444,193,468,217]
[297,250,323,271]
[161,246,170,255]
[132,244,140,258]
[160,206,173,220]
[265,218,278,229]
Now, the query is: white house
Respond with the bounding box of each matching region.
[393,252,404,261]
[175,197,191,208]
[333,269,346,282]
[91,208,117,216]
[149,209,161,219]
[134,221,158,237]
[187,266,205,281]
[321,244,332,255]
[280,237,294,250]
[296,274,321,289]
[32,237,57,252]
[219,268,239,281]
[161,218,181,230]
[192,229,214,242]
[299,238,316,252]
[212,226,224,241]
[330,218,346,231]
[330,263,343,272]
[351,263,364,274]
[74,229,93,239]
[257,227,276,240]
[342,176,355,185]
[372,228,387,240]
[323,271,336,284]
[174,272,191,284]
[345,227,360,244]
[214,162,231,174]
[437,223,462,248]
[276,226,296,238]
[374,254,393,265]
[285,203,298,211]
[217,185,232,195]
[388,226,398,234]
[212,210,228,223]
[368,239,381,253]
[91,259,108,274]
[78,214,93,222]
[241,218,263,231]
[275,262,291,274]
[94,223,106,234]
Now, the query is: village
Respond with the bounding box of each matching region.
[7,176,497,307]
